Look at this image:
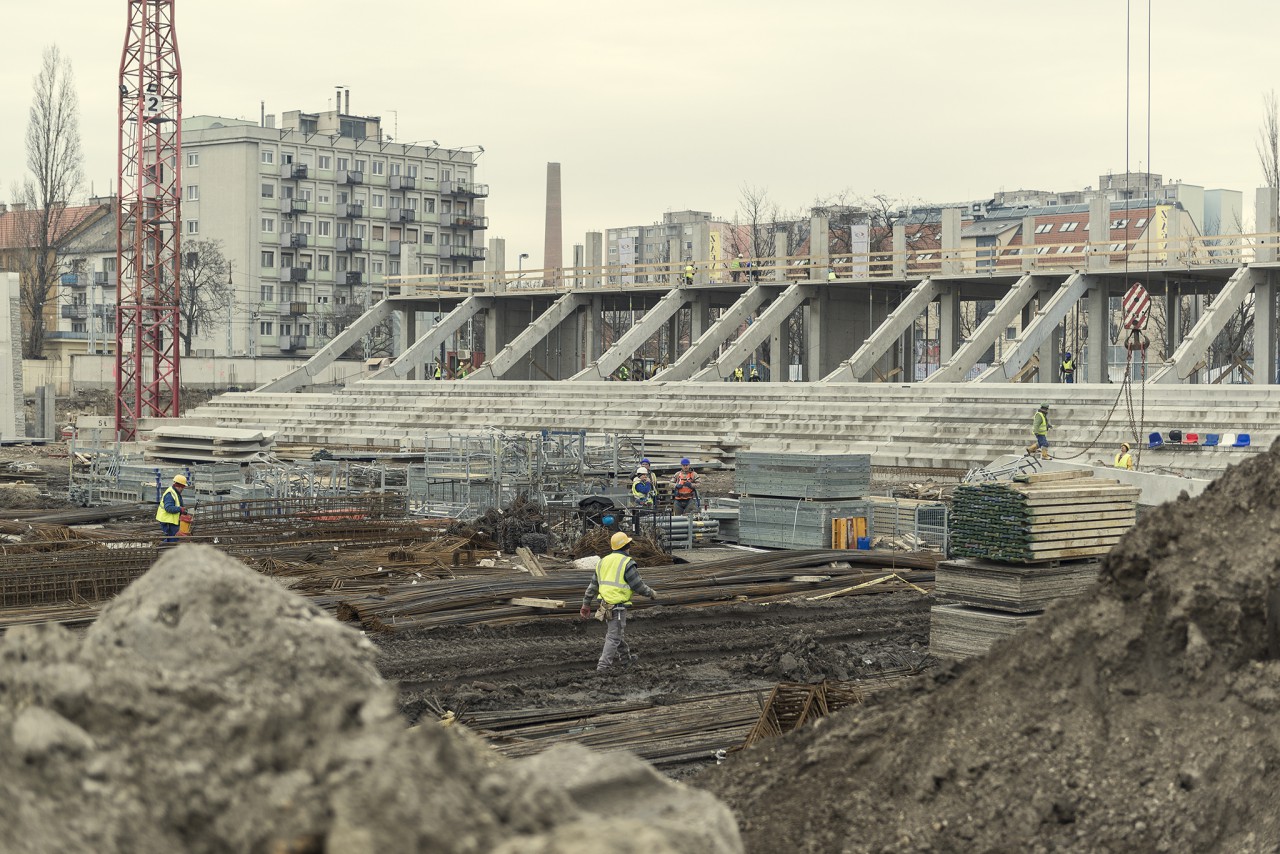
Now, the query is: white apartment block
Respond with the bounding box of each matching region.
[182,108,487,356]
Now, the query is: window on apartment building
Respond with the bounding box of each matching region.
[186,152,199,167]
[442,170,451,182]
[279,323,292,336]
[390,162,401,176]
[186,220,199,235]
[281,253,293,268]
[439,233,451,246]
[336,257,348,273]
[318,155,332,170]
[318,220,331,236]
[337,191,349,204]
[421,232,433,245]
[1110,219,1129,230]
[419,261,434,275]
[336,222,349,238]
[1059,245,1078,254]
[261,217,275,233]
[389,195,401,210]
[301,323,311,336]
[407,164,418,179]
[336,295,348,305]
[372,160,385,176]
[261,183,275,199]
[372,193,385,208]
[259,321,273,335]
[354,224,367,239]
[441,200,452,213]
[301,220,314,235]
[355,257,367,272]
[1035,246,1052,255]
[72,322,86,333]
[1034,223,1054,234]
[186,185,199,201]
[1059,222,1078,232]
[1110,243,1128,252]
[337,157,349,172]
[407,197,418,210]
[317,190,330,204]
[298,188,313,202]
[372,225,384,240]
[280,186,294,200]
[317,295,330,306]
[1135,218,1148,229]
[298,254,313,269]
[424,198,435,213]
[320,322,329,336]
[389,259,400,276]
[355,159,366,172]
[260,285,274,301]
[261,251,275,268]
[684,241,693,251]
[372,260,384,274]
[261,149,275,165]
[423,167,436,181]
[281,153,294,165]
[318,254,331,272]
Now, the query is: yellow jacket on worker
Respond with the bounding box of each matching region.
[156,485,183,525]
[1114,444,1134,470]
[595,553,636,606]
[1033,410,1049,436]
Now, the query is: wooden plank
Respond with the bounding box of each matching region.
[1025,502,1138,515]
[1026,535,1124,550]
[1017,470,1094,483]
[1019,545,1115,560]
[515,547,547,577]
[1023,510,1137,525]
[790,575,833,583]
[1025,520,1135,535]
[1027,527,1131,543]
[508,597,566,609]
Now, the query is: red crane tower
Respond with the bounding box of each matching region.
[116,0,183,440]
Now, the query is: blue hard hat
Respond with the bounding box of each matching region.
[1063,352,1072,358]
[680,458,691,466]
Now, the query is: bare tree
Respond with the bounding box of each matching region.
[178,239,233,355]
[1259,89,1280,191]
[15,46,84,359]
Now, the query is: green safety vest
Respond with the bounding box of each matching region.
[1033,411,1049,435]
[1061,359,1074,373]
[684,266,694,277]
[730,258,741,269]
[595,552,634,605]
[1114,452,1132,469]
[156,486,182,525]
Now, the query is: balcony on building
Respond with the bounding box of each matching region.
[388,240,402,255]
[287,301,309,316]
[340,170,364,185]
[389,175,416,191]
[93,271,118,287]
[445,213,488,230]
[281,198,308,215]
[60,272,89,288]
[336,237,363,253]
[280,162,308,180]
[277,335,307,352]
[61,304,90,320]
[336,202,364,219]
[440,179,489,198]
[447,245,487,261]
[345,271,363,286]
[396,208,417,223]
[280,266,308,283]
[289,233,309,248]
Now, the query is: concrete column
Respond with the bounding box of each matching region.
[572,244,584,289]
[487,237,507,291]
[0,273,22,438]
[668,237,681,285]
[585,232,604,288]
[892,224,906,279]
[1021,216,1037,273]
[1088,195,1109,272]
[484,303,500,364]
[1257,187,1278,264]
[941,209,962,276]
[774,231,788,281]
[771,320,785,382]
[805,293,823,380]
[1029,287,1060,383]
[34,385,56,440]
[1255,273,1277,385]
[1085,282,1109,382]
[693,221,711,284]
[403,310,417,379]
[544,162,563,284]
[809,213,830,280]
[938,285,961,364]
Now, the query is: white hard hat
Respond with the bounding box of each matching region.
[635,466,648,474]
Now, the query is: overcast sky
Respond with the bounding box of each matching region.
[1,0,1276,268]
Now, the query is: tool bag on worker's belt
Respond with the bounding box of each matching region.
[595,603,616,622]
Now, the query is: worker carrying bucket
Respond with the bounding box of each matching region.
[156,474,189,544]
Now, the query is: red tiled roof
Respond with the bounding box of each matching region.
[0,203,107,251]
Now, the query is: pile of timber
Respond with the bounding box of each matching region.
[949,469,1138,563]
[929,605,1043,660]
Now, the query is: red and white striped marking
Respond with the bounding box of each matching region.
[1122,283,1151,330]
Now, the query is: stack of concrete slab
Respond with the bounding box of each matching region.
[144,425,275,464]
[736,452,871,549]
[949,470,1138,562]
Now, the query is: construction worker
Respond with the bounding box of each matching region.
[617,363,630,381]
[1060,352,1075,383]
[156,474,188,544]
[672,458,700,515]
[682,264,695,286]
[630,468,654,508]
[748,366,761,382]
[733,366,744,382]
[433,362,442,380]
[1114,441,1134,470]
[827,268,837,282]
[1026,403,1053,460]
[579,531,659,672]
[730,254,742,282]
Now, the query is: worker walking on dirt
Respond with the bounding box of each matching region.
[1025,403,1053,460]
[156,474,188,544]
[672,458,701,515]
[580,531,658,672]
[1114,441,1134,470]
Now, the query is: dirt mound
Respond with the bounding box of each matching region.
[743,633,932,683]
[703,443,1280,852]
[0,544,741,854]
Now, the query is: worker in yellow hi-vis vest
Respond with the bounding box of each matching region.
[1025,403,1052,460]
[580,531,659,672]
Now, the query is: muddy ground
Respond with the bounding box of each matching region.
[375,592,933,775]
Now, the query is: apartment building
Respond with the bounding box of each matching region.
[605,210,742,284]
[182,108,487,356]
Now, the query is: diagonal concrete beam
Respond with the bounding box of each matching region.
[1150,265,1258,383]
[692,284,813,381]
[366,296,492,381]
[570,288,691,381]
[652,285,772,381]
[822,277,940,382]
[255,299,394,393]
[923,274,1044,384]
[467,292,591,380]
[974,273,1092,382]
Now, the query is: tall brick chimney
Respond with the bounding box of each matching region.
[543,162,562,279]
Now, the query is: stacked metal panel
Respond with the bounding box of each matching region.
[736,453,871,549]
[735,452,871,500]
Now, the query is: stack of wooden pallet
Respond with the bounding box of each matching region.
[949,470,1138,562]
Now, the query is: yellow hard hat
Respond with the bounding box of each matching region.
[610,531,633,550]
[172,475,188,486]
